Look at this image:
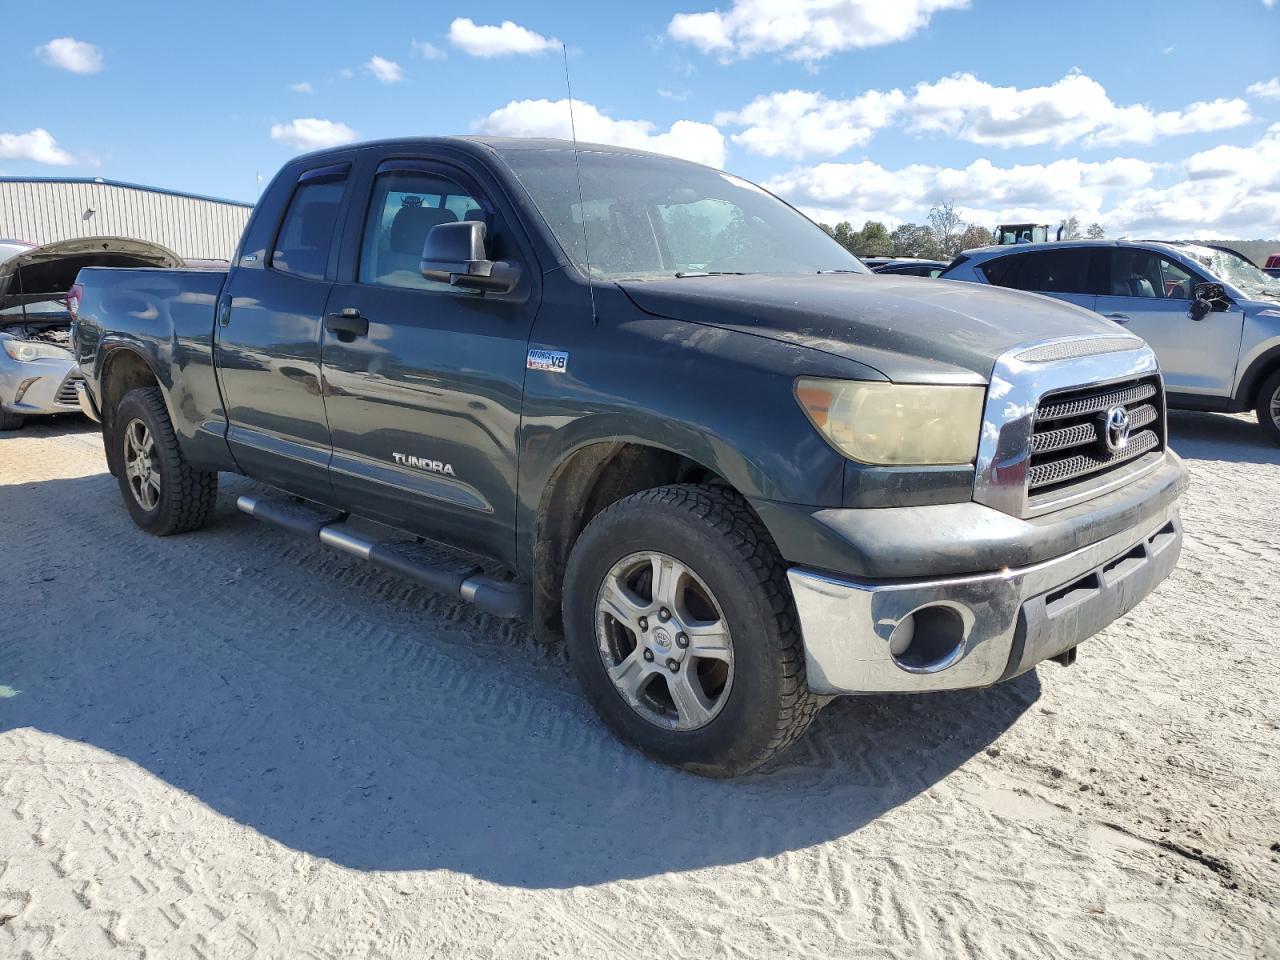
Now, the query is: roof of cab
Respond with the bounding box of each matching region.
[286,135,713,167]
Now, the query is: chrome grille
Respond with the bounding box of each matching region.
[1027,376,1164,498]
[55,375,83,406]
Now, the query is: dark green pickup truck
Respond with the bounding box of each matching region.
[71,137,1187,775]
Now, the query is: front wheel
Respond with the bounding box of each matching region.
[563,485,821,777]
[112,386,218,535]
[0,409,23,431]
[1257,369,1280,446]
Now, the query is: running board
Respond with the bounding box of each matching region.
[236,494,529,619]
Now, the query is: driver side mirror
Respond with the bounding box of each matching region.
[421,220,520,294]
[1190,281,1228,321]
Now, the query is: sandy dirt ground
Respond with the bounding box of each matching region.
[1,411,1278,959]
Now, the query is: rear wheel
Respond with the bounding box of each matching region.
[1256,369,1280,446]
[0,409,23,431]
[112,386,218,535]
[563,484,821,777]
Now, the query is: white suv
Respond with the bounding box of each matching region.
[940,240,1280,444]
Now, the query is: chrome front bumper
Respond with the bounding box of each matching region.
[788,500,1182,695]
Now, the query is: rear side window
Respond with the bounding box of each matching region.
[272,166,349,280]
[981,249,1093,295]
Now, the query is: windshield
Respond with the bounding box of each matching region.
[1179,245,1280,300]
[500,148,868,280]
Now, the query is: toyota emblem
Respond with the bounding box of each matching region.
[1101,406,1132,453]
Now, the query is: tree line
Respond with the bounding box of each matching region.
[819,201,1106,261]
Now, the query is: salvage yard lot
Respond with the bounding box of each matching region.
[1,413,1277,959]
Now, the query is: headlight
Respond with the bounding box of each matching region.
[795,378,986,465]
[2,339,70,362]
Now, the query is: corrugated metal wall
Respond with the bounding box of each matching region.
[0,179,253,261]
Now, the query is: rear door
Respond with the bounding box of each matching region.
[215,160,352,500]
[978,248,1098,313]
[320,155,539,564]
[1093,248,1244,397]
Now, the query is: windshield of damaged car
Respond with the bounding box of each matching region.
[1180,245,1280,300]
[502,148,868,280]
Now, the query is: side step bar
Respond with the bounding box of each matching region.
[236,494,530,619]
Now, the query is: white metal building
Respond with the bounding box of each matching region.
[0,177,253,261]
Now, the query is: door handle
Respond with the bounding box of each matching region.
[325,308,369,339]
[1104,313,1130,324]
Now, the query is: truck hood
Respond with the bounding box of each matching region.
[619,273,1126,383]
[0,236,184,318]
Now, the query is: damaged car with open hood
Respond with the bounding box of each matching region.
[0,237,184,430]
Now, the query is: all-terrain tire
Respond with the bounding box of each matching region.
[1256,368,1280,447]
[563,483,822,777]
[0,409,23,431]
[112,386,218,535]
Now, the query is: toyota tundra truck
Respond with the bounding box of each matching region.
[71,137,1188,776]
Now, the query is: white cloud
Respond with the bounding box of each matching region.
[35,37,102,74]
[715,72,1253,160]
[269,118,357,151]
[366,55,404,84]
[413,40,446,60]
[0,128,75,165]
[290,81,314,94]
[473,99,726,168]
[1247,77,1280,99]
[908,72,1251,149]
[766,155,1156,229]
[668,0,968,61]
[1087,97,1253,147]
[448,18,559,57]
[764,126,1280,239]
[715,89,906,159]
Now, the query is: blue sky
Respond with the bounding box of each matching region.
[2,0,1279,237]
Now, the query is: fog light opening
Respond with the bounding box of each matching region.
[889,605,967,672]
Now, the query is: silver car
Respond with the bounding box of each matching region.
[940,240,1280,444]
[0,237,183,430]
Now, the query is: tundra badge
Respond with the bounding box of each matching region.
[527,349,569,373]
[393,452,456,476]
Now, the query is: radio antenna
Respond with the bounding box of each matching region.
[563,44,598,323]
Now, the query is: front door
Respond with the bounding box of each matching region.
[1094,248,1245,397]
[215,161,351,500]
[320,157,537,564]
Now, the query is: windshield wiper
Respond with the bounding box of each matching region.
[673,271,750,278]
[817,269,863,274]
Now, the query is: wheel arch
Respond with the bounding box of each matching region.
[1235,341,1280,411]
[530,439,753,642]
[98,345,169,475]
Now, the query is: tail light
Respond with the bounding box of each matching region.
[67,282,84,319]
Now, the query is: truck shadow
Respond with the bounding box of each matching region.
[1166,410,1280,466]
[1,470,1038,889]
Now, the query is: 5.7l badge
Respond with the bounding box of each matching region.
[527,349,569,373]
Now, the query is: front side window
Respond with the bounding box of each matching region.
[981,249,1092,294]
[272,169,348,280]
[1158,257,1195,300]
[358,170,483,292]
[499,148,867,279]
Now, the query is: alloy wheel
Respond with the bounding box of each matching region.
[123,418,160,511]
[595,551,735,731]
